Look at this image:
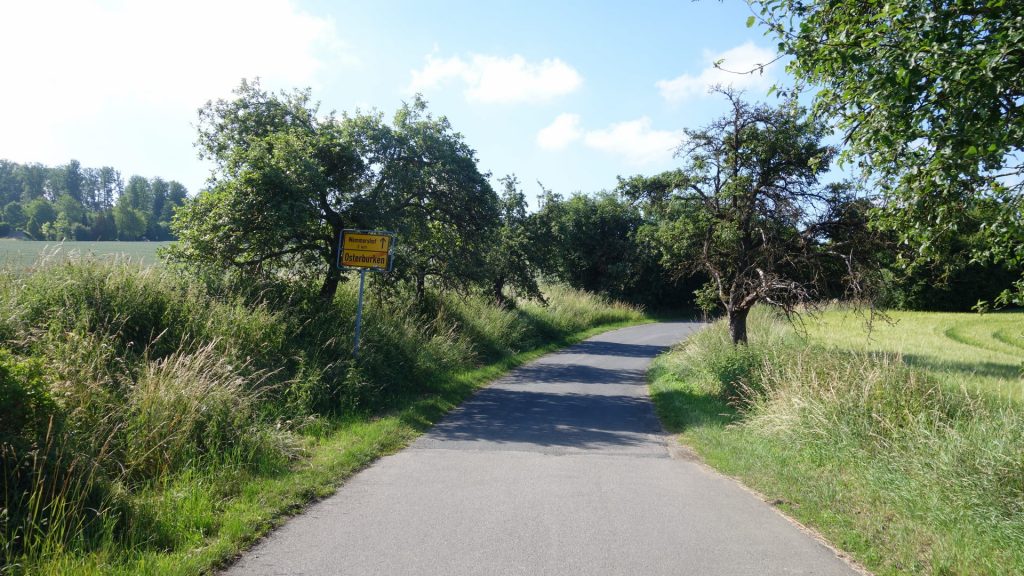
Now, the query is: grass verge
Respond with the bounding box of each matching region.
[25,320,642,575]
[1,256,648,575]
[650,307,1024,576]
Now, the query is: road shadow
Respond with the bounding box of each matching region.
[554,340,670,359]
[501,364,647,386]
[420,388,663,449]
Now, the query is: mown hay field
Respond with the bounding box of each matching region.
[807,310,1023,402]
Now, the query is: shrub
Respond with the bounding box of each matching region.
[0,349,56,451]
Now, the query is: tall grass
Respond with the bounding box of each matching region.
[0,255,645,574]
[650,308,1024,575]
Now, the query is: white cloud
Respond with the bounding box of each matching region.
[0,0,352,186]
[0,0,349,171]
[3,1,348,112]
[409,55,470,93]
[657,42,777,102]
[409,54,582,103]
[583,118,683,166]
[537,113,582,150]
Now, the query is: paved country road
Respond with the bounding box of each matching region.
[224,323,861,576]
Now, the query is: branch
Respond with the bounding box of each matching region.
[713,53,786,77]
[229,243,321,267]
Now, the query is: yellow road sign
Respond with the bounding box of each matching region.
[344,233,391,252]
[339,230,395,270]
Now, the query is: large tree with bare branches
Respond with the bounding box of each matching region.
[620,89,872,344]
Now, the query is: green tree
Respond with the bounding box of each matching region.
[624,90,866,344]
[17,163,47,202]
[876,198,1023,311]
[0,160,21,206]
[115,176,154,240]
[753,0,1024,304]
[4,202,27,231]
[485,175,544,307]
[56,159,84,203]
[97,167,123,210]
[50,194,87,240]
[148,178,168,239]
[113,200,146,240]
[163,181,188,217]
[122,176,153,213]
[90,209,117,241]
[24,198,56,239]
[531,189,671,306]
[340,103,499,301]
[170,79,498,300]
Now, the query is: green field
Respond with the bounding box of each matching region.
[0,240,170,269]
[808,310,1024,402]
[650,308,1024,576]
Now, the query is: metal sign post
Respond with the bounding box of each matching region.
[338,229,395,359]
[353,269,367,357]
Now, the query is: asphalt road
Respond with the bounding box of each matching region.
[224,323,860,576]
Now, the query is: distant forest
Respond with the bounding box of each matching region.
[0,159,188,241]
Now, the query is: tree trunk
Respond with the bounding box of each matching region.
[320,232,342,301]
[493,276,509,309]
[320,267,341,301]
[415,272,426,302]
[728,306,750,345]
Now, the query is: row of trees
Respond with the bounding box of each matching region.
[0,159,188,240]
[168,77,1020,345]
[170,4,1024,345]
[166,82,866,344]
[167,81,707,312]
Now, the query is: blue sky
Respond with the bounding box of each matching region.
[1,0,786,207]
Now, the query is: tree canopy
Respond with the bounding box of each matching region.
[484,175,545,307]
[169,80,498,300]
[529,188,683,308]
[622,90,873,343]
[753,0,1024,305]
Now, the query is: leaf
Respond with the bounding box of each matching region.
[746,15,756,28]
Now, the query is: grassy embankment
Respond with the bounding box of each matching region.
[0,253,648,575]
[650,307,1023,576]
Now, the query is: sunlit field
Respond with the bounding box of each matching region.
[806,310,1024,402]
[0,240,169,269]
